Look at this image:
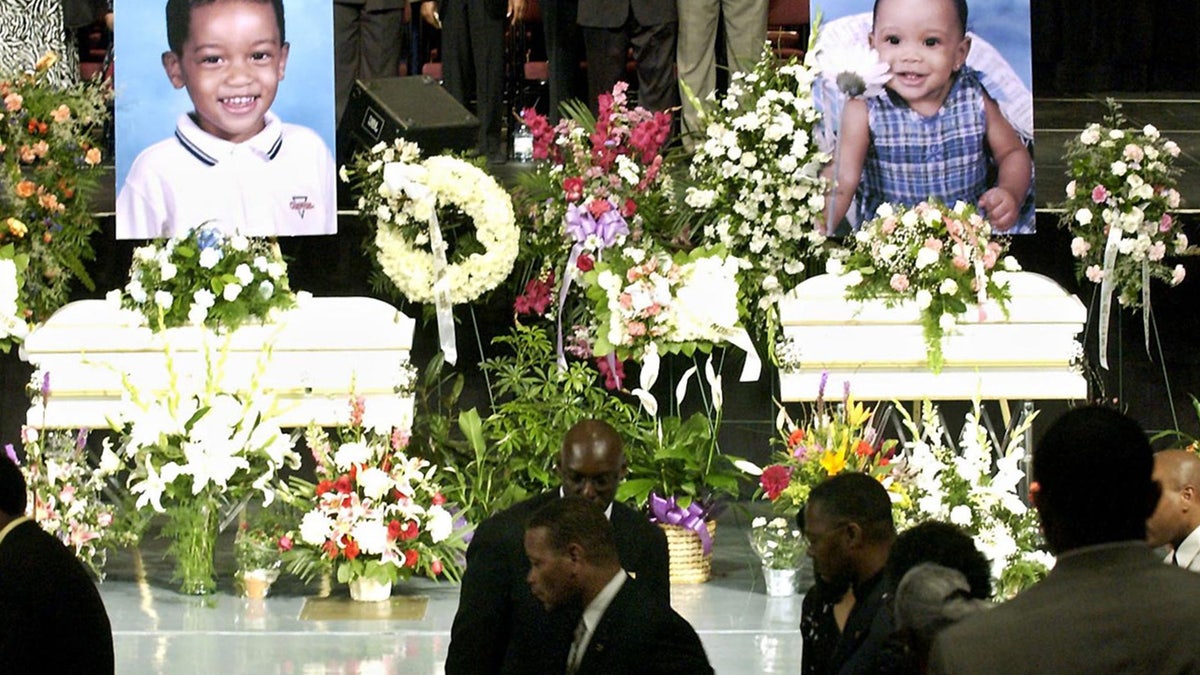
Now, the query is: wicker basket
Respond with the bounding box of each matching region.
[660,520,717,584]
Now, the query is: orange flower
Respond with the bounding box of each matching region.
[19,146,35,163]
[84,147,101,166]
[15,180,35,198]
[38,192,61,212]
[3,92,22,112]
[35,52,58,72]
[786,428,806,448]
[51,104,71,123]
[32,140,49,158]
[854,440,874,457]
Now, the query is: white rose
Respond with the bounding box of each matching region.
[154,290,173,309]
[949,504,973,526]
[235,263,254,285]
[1143,124,1160,139]
[939,278,958,295]
[1079,127,1101,145]
[1002,256,1022,272]
[915,247,940,269]
[222,283,243,302]
[159,262,177,282]
[1070,237,1091,257]
[193,288,216,307]
[187,304,208,325]
[1074,208,1093,225]
[939,312,957,331]
[199,248,221,269]
[915,289,933,309]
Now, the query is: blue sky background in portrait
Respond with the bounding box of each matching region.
[813,0,1033,91]
[113,0,335,192]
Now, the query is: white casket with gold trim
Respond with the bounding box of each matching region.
[21,296,415,429]
[777,272,1087,401]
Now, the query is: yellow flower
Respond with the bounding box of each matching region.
[35,52,58,72]
[846,397,872,428]
[7,218,27,237]
[820,447,847,476]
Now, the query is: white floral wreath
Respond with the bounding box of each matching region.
[374,155,518,304]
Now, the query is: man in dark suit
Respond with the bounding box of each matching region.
[800,471,897,675]
[445,419,669,674]
[0,455,114,674]
[576,0,677,114]
[930,406,1200,673]
[418,0,520,162]
[524,496,711,675]
[334,0,408,123]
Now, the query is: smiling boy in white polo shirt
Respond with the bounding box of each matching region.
[117,0,336,239]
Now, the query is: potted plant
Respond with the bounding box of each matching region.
[748,516,807,596]
[234,502,297,599]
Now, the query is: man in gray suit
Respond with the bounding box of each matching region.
[1147,449,1200,571]
[929,406,1200,674]
[577,0,677,114]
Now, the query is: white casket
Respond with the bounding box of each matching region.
[21,296,416,429]
[778,272,1087,401]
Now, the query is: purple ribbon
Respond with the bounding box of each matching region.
[4,444,18,465]
[555,199,630,369]
[648,493,713,555]
[565,200,629,248]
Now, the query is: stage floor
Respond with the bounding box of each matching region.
[102,504,804,674]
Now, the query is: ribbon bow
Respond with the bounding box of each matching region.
[648,493,714,556]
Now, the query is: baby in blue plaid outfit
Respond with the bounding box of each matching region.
[823,0,1033,234]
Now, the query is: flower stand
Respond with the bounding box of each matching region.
[661,520,717,584]
[348,577,393,602]
[763,567,797,597]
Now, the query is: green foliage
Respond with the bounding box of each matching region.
[618,411,742,510]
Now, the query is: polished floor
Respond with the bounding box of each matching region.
[102,505,806,674]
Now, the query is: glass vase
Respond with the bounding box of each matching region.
[763,565,798,597]
[166,498,219,595]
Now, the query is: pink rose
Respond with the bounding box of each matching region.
[889,274,910,292]
[952,256,970,271]
[1160,213,1174,232]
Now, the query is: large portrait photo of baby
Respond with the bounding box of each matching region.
[114,0,337,240]
[814,0,1036,234]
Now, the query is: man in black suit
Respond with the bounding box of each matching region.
[0,455,114,674]
[930,406,1200,673]
[418,0,520,162]
[576,0,677,113]
[800,472,897,675]
[445,418,669,674]
[524,496,711,675]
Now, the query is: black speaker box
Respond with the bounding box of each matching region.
[338,76,480,161]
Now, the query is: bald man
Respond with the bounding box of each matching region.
[1147,449,1200,571]
[446,419,669,674]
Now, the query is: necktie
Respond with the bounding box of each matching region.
[566,618,588,674]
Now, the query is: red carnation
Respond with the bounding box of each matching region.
[562,176,584,202]
[404,549,419,567]
[387,519,403,541]
[315,479,335,496]
[760,464,792,501]
[334,475,354,494]
[576,253,595,272]
[620,199,637,218]
[345,539,361,560]
[587,198,613,219]
[400,520,420,541]
[786,429,806,449]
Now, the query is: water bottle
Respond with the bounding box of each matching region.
[512,122,534,163]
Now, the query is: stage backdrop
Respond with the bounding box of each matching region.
[112,0,336,236]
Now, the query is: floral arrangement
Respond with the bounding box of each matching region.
[830,200,1020,372]
[16,422,119,579]
[746,376,903,516]
[748,515,806,570]
[344,138,519,306]
[0,51,110,322]
[682,45,830,352]
[286,398,469,588]
[515,81,675,265]
[114,224,295,331]
[1059,101,1187,309]
[895,399,1051,598]
[583,245,745,366]
[0,244,29,351]
[109,343,300,593]
[234,518,288,572]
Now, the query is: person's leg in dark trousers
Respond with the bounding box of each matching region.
[468,0,507,161]
[358,7,405,81]
[542,0,582,121]
[441,0,476,133]
[629,20,678,112]
[582,23,630,114]
[333,3,363,124]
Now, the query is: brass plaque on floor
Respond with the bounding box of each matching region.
[299,595,429,621]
